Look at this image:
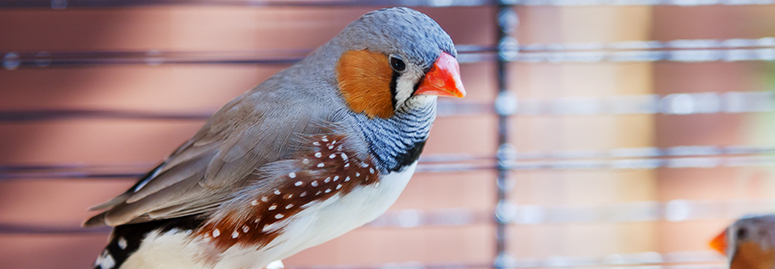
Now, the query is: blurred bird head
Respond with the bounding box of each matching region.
[312,7,465,119]
[711,214,775,269]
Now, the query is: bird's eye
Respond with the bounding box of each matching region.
[389,55,405,72]
[737,228,748,240]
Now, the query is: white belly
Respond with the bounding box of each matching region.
[122,162,418,269]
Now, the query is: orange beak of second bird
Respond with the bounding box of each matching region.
[710,230,728,255]
[414,52,466,98]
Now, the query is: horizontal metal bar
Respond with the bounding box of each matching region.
[0,109,214,122]
[506,92,775,116]
[0,91,771,123]
[0,223,111,234]
[0,0,497,9]
[2,198,765,232]
[496,251,725,269]
[0,46,493,69]
[3,38,775,70]
[510,145,775,160]
[2,144,774,179]
[1,0,772,9]
[0,101,487,123]
[291,256,724,269]
[504,37,775,63]
[495,199,775,224]
[376,198,775,226]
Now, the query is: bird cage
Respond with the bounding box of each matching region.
[2,1,775,268]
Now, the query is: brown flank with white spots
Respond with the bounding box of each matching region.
[195,134,380,250]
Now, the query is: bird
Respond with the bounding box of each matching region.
[83,7,465,269]
[710,214,775,269]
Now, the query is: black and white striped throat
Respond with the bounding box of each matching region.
[356,99,437,173]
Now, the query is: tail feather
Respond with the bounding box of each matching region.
[89,216,205,269]
[83,212,107,227]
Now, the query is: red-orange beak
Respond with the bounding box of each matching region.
[710,230,728,255]
[415,52,466,98]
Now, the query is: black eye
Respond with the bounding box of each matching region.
[390,55,405,72]
[737,228,748,240]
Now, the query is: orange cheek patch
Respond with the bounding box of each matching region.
[336,50,395,119]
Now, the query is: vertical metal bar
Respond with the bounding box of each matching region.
[493,2,519,269]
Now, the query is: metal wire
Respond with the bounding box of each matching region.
[0,91,771,123]
[1,0,773,8]
[0,91,770,125]
[4,37,775,70]
[494,4,517,268]
[241,253,725,269]
[4,198,768,234]
[2,144,774,180]
[0,0,496,9]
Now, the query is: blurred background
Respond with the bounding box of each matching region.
[2,0,775,268]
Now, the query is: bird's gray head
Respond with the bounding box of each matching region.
[329,7,465,119]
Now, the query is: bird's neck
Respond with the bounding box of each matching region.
[354,99,437,173]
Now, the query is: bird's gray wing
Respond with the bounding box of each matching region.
[84,89,333,227]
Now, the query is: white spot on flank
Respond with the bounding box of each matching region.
[333,176,339,181]
[329,154,336,159]
[356,172,360,177]
[325,189,331,193]
[344,163,350,168]
[324,177,330,183]
[314,152,322,158]
[275,214,284,219]
[117,237,127,250]
[274,189,281,195]
[311,181,318,187]
[302,159,309,164]
[295,181,303,186]
[336,184,342,190]
[242,225,250,233]
[212,229,220,238]
[288,172,296,178]
[321,136,328,142]
[251,200,258,206]
[268,204,277,210]
[341,153,348,161]
[313,142,320,146]
[317,163,325,168]
[316,191,322,195]
[95,250,116,269]
[331,140,337,144]
[370,168,375,174]
[231,231,239,238]
[328,145,334,149]
[286,194,293,198]
[345,176,351,182]
[361,163,369,168]
[286,204,294,209]
[300,192,307,197]
[261,196,269,202]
